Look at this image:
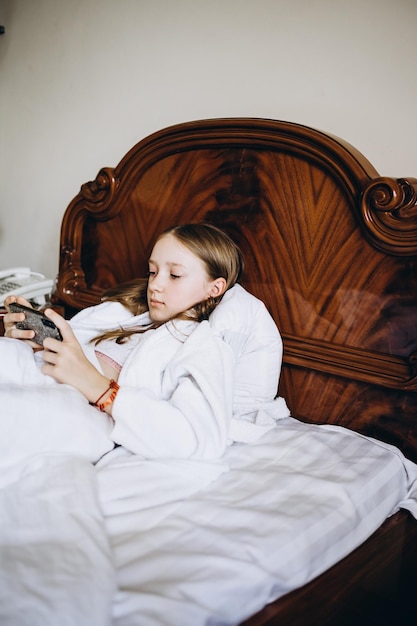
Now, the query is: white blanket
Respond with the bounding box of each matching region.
[0,455,115,626]
[0,338,115,469]
[1,417,417,626]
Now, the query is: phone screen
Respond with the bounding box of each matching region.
[9,303,63,345]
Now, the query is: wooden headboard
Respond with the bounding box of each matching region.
[53,118,417,461]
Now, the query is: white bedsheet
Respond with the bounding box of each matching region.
[1,417,417,626]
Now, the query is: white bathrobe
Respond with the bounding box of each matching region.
[85,317,235,459]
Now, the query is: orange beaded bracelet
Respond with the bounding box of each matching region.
[93,379,120,412]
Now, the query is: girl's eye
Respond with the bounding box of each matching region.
[170,274,181,280]
[148,270,156,277]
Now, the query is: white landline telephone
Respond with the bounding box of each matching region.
[0,267,54,307]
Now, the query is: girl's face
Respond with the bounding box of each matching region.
[147,234,225,323]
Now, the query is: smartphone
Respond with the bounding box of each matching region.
[9,302,63,345]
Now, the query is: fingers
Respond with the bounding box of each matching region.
[4,319,36,344]
[4,295,34,310]
[3,296,33,340]
[42,308,74,343]
[4,295,17,310]
[4,296,33,328]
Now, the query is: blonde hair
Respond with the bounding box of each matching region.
[93,223,243,344]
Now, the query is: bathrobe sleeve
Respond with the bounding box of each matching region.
[110,322,235,460]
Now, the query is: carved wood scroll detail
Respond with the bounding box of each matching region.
[361,177,417,255]
[56,245,88,302]
[79,167,120,218]
[53,167,120,308]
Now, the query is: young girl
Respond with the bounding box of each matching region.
[2,223,244,460]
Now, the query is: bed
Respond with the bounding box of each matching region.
[1,118,417,626]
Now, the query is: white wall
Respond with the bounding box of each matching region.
[1,0,416,278]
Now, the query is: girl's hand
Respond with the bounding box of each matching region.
[3,295,41,350]
[41,308,112,405]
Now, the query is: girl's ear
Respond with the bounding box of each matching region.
[208,277,227,298]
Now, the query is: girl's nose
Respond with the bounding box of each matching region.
[150,276,164,292]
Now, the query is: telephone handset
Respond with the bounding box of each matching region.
[0,267,54,307]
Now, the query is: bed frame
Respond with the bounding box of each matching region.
[52,118,417,625]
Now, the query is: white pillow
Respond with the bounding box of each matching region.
[210,284,283,403]
[210,285,290,444]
